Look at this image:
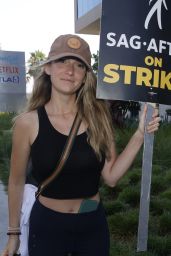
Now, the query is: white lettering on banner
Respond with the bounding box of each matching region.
[106,32,171,55]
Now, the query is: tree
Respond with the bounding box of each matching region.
[27,50,46,81]
[92,51,99,75]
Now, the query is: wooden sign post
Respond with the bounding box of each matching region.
[137,103,158,251]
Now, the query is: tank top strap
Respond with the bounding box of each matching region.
[37,106,51,134]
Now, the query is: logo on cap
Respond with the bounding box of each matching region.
[67,37,81,49]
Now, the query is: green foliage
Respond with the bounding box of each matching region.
[153,124,171,168]
[108,209,139,237]
[164,168,171,185]
[152,164,164,175]
[27,50,46,80]
[127,168,141,185]
[103,200,127,216]
[91,51,99,75]
[148,235,171,256]
[160,188,171,200]
[118,186,140,207]
[99,184,117,200]
[110,238,136,256]
[150,198,171,216]
[151,175,168,195]
[0,113,13,185]
[111,175,130,197]
[0,160,10,187]
[159,211,171,234]
[0,112,14,131]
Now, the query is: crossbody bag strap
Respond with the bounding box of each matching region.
[35,112,82,198]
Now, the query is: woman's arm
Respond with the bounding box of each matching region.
[101,104,160,187]
[8,117,31,227]
[2,113,33,256]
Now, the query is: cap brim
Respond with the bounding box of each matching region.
[37,52,92,71]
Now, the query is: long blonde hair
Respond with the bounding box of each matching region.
[27,69,114,160]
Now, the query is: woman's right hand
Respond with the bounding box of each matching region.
[1,235,20,256]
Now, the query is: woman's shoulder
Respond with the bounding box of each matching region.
[13,110,38,130]
[11,110,39,145]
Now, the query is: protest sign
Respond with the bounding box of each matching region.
[97,0,171,105]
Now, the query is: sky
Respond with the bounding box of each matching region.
[0,0,100,63]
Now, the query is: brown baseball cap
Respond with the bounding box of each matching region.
[41,34,92,70]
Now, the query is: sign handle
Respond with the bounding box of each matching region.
[137,103,158,252]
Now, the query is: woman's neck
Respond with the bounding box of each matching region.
[46,95,77,116]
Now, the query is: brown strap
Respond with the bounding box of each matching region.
[35,112,82,198]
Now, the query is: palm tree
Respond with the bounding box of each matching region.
[92,51,99,75]
[27,50,46,81]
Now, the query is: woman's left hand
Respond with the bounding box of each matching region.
[138,104,161,135]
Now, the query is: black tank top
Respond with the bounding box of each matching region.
[30,106,105,199]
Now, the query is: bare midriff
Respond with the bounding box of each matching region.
[39,193,100,213]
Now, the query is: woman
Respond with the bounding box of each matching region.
[2,34,160,256]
